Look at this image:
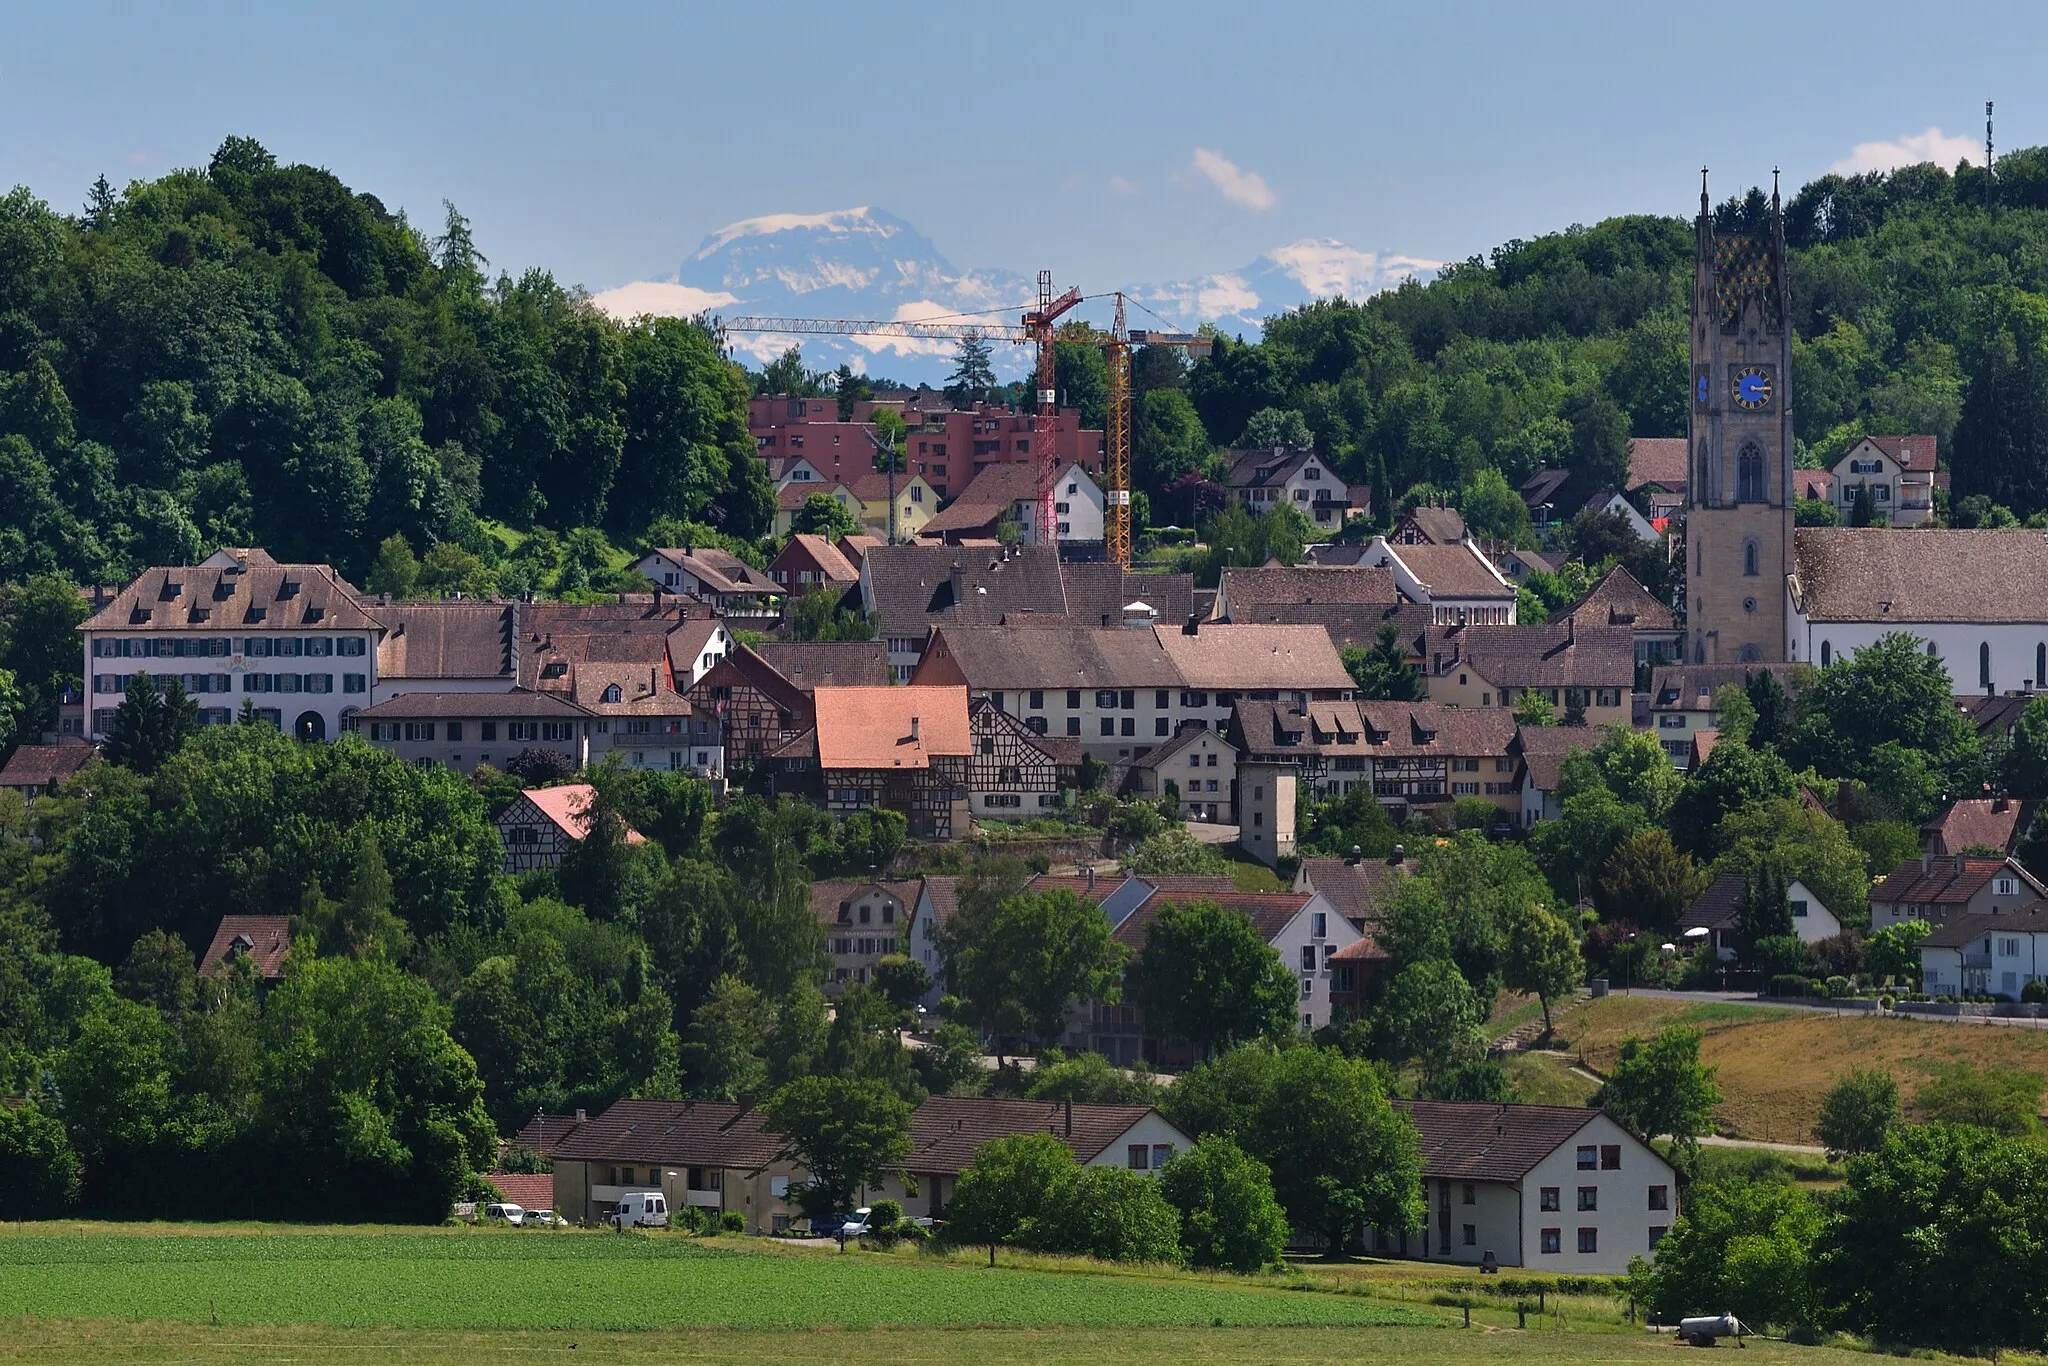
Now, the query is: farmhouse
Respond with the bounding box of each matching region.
[1370,1101,1678,1276]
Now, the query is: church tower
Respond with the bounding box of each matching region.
[1687,171,1794,664]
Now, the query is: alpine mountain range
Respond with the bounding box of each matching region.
[590,206,1439,384]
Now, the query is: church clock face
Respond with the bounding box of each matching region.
[1731,366,1773,410]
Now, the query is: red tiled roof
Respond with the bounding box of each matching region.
[813,686,970,770]
[514,1114,587,1156]
[1863,435,1939,473]
[0,740,97,790]
[1922,798,2030,857]
[551,1099,784,1168]
[1114,889,1312,950]
[484,1173,556,1210]
[201,915,292,979]
[904,1096,1173,1173]
[1872,856,2035,907]
[520,784,647,845]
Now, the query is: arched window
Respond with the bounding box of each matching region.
[2036,642,2044,687]
[1820,641,1832,668]
[601,683,623,704]
[1737,643,1764,663]
[1981,642,1993,689]
[1737,442,1766,502]
[1697,440,1711,493]
[1743,538,1760,577]
[1927,641,1940,658]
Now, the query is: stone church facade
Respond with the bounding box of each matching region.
[1687,172,1796,665]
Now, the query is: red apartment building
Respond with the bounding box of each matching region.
[750,394,1105,501]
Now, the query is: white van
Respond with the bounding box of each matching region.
[611,1191,668,1229]
[484,1203,525,1226]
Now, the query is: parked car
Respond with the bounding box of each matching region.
[808,1211,861,1238]
[484,1203,526,1226]
[525,1209,563,1227]
[611,1190,669,1229]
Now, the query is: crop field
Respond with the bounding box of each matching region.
[0,1227,1428,1333]
[1553,995,2048,1142]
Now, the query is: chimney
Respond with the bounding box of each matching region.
[1183,613,1200,636]
[1086,864,1096,892]
[1921,835,1934,873]
[1064,1098,1073,1137]
[575,1109,587,1123]
[1389,843,1405,866]
[1997,795,2011,813]
[1566,614,1575,646]
[910,716,921,742]
[1347,844,1362,866]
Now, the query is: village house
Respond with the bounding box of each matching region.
[965,695,1073,819]
[496,783,645,874]
[1552,566,1683,670]
[1125,724,1239,823]
[1676,873,1845,961]
[82,548,382,743]
[1294,847,1412,929]
[766,533,861,591]
[772,479,862,539]
[200,914,292,982]
[1513,724,1594,827]
[775,685,972,840]
[1920,905,2048,998]
[812,880,920,992]
[1922,795,2034,859]
[635,547,782,619]
[0,739,97,807]
[354,690,599,774]
[1350,538,1519,625]
[1642,662,1802,768]
[549,1098,802,1232]
[752,641,892,693]
[1223,447,1367,528]
[1869,852,2047,930]
[1393,504,1467,546]
[1787,529,2048,691]
[1424,621,1635,729]
[1626,437,1689,507]
[684,643,813,764]
[1372,1101,1678,1275]
[1211,564,1401,624]
[916,461,1105,547]
[1828,435,1939,527]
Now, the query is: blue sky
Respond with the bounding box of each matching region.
[2,1,2037,297]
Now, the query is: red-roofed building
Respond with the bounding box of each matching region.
[496,783,645,874]
[768,533,860,591]
[779,686,972,839]
[201,914,292,981]
[1827,435,1939,527]
[1921,796,2033,859]
[0,739,97,806]
[1870,853,2045,931]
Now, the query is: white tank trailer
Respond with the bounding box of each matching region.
[1677,1313,1749,1346]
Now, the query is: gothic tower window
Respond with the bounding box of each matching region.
[1737,442,1766,502]
[2037,642,2045,687]
[1737,643,1764,663]
[1820,640,1832,668]
[1743,539,1760,577]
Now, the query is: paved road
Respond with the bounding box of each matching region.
[1601,985,2048,1030]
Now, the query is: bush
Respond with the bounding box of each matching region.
[1815,1068,1900,1159]
[0,1102,78,1219]
[1749,934,1810,977]
[1767,974,1811,998]
[1824,975,1852,999]
[1158,1136,1289,1273]
[2025,979,2048,1004]
[721,1211,745,1233]
[1025,1165,1183,1264]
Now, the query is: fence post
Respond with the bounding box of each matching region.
[1463,1305,1471,1329]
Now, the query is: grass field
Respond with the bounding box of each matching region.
[0,1225,1905,1365]
[1551,995,2048,1143]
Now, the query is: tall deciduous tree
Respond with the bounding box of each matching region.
[762,1074,912,1217]
[1597,1025,1720,1172]
[942,888,1125,1048]
[1502,903,1581,1036]
[1130,899,1297,1056]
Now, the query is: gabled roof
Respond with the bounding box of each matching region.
[552,1098,785,1168]
[1792,528,2048,624]
[1394,1100,1607,1182]
[1428,623,1636,690]
[1155,623,1353,691]
[485,1173,555,1210]
[1219,565,1401,609]
[1057,563,1196,630]
[1872,856,2041,907]
[1858,435,1940,473]
[862,544,1068,631]
[1956,694,2031,741]
[1513,724,1595,792]
[0,740,97,790]
[809,879,921,926]
[1559,566,1677,633]
[1355,701,1518,758]
[813,686,970,770]
[1222,600,1428,651]
[904,1096,1181,1174]
[1224,447,1319,488]
[776,480,857,512]
[356,690,594,720]
[1923,905,2048,948]
[1519,467,1573,508]
[687,643,812,716]
[1296,855,1410,925]
[772,534,860,583]
[85,560,382,633]
[375,602,515,680]
[1626,437,1689,492]
[650,548,780,597]
[1382,543,1517,601]
[1114,888,1316,950]
[919,462,1085,537]
[920,875,960,928]
[1398,506,1467,544]
[201,914,292,979]
[513,1113,587,1157]
[914,622,1182,692]
[753,641,891,692]
[1649,663,1801,711]
[1923,797,2031,858]
[1795,470,1836,502]
[1677,873,1747,933]
[514,784,646,845]
[1129,723,1238,772]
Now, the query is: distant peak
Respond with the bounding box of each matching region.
[693,207,907,258]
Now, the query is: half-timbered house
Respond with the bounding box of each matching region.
[793,685,972,839]
[683,643,813,764]
[496,783,646,874]
[965,695,1069,819]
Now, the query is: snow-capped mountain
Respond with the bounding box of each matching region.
[591,207,1437,381]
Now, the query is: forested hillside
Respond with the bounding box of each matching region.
[10,138,2048,593]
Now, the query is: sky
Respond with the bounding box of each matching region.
[1,1,2039,300]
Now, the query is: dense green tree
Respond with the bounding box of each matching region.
[1501,903,1581,1036]
[365,533,421,598]
[944,1131,1077,1261]
[763,1074,912,1217]
[1815,1067,1901,1159]
[0,1100,77,1218]
[1668,742,1797,859]
[1595,830,1706,930]
[1129,900,1297,1056]
[941,888,1125,1048]
[0,574,90,739]
[791,492,858,539]
[1865,920,1931,986]
[1157,1135,1287,1272]
[1596,1025,1720,1171]
[1028,1164,1184,1263]
[103,673,197,775]
[1915,1064,2044,1137]
[1635,1178,1823,1335]
[946,332,997,405]
[1790,633,1983,799]
[1373,958,1484,1083]
[1340,621,1424,701]
[1025,1049,1158,1106]
[1133,388,1211,492]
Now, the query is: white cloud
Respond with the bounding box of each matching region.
[588,279,739,321]
[1190,147,1275,210]
[1107,174,1140,196]
[1831,126,1980,176]
[1262,239,1442,298]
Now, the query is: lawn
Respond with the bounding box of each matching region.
[1551,994,2048,1143]
[0,1227,1426,1333]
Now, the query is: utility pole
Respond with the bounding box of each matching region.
[1987,100,1997,212]
[864,424,899,546]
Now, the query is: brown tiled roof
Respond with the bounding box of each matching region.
[1058,563,1196,631]
[1399,506,1467,544]
[1626,437,1689,492]
[1795,470,1835,502]
[861,544,1068,632]
[564,661,693,717]
[1792,528,2048,623]
[1224,447,1317,489]
[1114,889,1313,949]
[1155,623,1353,691]
[514,1114,587,1156]
[1923,798,2031,857]
[1026,871,1146,905]
[904,1096,1174,1173]
[1394,1100,1603,1182]
[201,915,292,979]
[776,481,856,512]
[839,535,882,568]
[1220,565,1401,609]
[1356,701,1519,758]
[1224,600,1427,652]
[1677,873,1747,933]
[1923,905,2048,948]
[1560,566,1677,633]
[813,686,970,770]
[356,690,592,720]
[375,602,515,681]
[652,548,780,597]
[754,641,891,691]
[808,879,919,926]
[687,643,812,717]
[913,623,1183,692]
[918,463,1056,536]
[484,1173,555,1209]
[0,740,97,790]
[1128,724,1238,772]
[772,534,860,583]
[1872,856,2038,907]
[1691,730,1721,766]
[1864,435,1939,473]
[1520,468,1572,507]
[1230,698,1368,760]
[1385,543,1516,600]
[84,562,381,633]
[1957,694,2030,741]
[552,1099,785,1168]
[518,785,646,845]
[1329,937,1388,962]
[1429,623,1635,690]
[920,875,960,928]
[1513,725,1594,792]
[1649,663,1801,712]
[1296,856,1409,925]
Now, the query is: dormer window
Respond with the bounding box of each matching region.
[542,661,568,679]
[247,606,267,622]
[159,580,182,600]
[601,684,623,704]
[279,581,300,599]
[305,606,324,623]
